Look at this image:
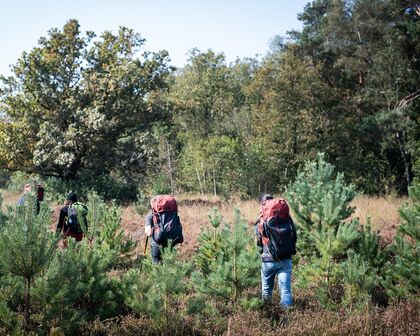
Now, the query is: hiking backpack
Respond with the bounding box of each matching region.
[35,184,44,202]
[258,198,297,260]
[67,202,88,233]
[152,195,183,245]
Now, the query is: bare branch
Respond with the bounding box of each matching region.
[394,89,420,114]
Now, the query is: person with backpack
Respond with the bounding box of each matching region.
[16,183,44,214]
[255,194,297,307]
[144,195,184,264]
[56,192,88,245]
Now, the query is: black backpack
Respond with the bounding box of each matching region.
[262,217,297,260]
[152,195,184,245]
[67,202,88,233]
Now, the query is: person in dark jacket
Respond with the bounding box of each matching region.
[144,196,183,264]
[255,194,297,307]
[144,211,163,264]
[56,192,87,244]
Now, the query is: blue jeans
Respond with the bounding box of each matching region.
[261,259,293,307]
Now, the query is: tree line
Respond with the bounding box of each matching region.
[1,0,419,200]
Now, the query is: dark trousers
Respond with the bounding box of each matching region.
[150,237,182,264]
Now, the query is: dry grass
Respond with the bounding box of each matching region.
[351,195,405,244]
[0,189,404,253]
[0,189,20,210]
[83,300,420,336]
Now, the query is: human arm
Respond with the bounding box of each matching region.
[56,207,67,235]
[144,212,153,237]
[255,218,263,253]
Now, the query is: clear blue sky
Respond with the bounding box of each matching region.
[0,0,310,75]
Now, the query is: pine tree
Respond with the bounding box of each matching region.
[14,193,137,334]
[287,154,358,259]
[287,154,362,306]
[383,181,420,300]
[355,218,387,271]
[0,194,58,333]
[86,192,137,267]
[191,209,260,307]
[125,247,191,333]
[195,207,224,275]
[339,250,378,310]
[32,239,127,334]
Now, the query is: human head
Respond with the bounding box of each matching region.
[260,194,273,204]
[66,192,78,204]
[23,183,32,194]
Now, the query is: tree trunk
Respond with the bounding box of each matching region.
[166,139,174,193]
[396,131,411,192]
[196,168,204,195]
[24,276,31,333]
[213,167,217,196]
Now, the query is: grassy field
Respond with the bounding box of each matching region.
[1,189,405,257]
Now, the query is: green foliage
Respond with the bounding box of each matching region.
[42,171,139,203]
[86,192,137,268]
[0,194,58,332]
[0,193,7,227]
[383,181,420,300]
[291,0,420,194]
[1,0,419,198]
[179,136,245,198]
[355,219,387,270]
[5,171,31,192]
[287,153,357,256]
[125,247,191,331]
[339,250,378,311]
[0,274,24,333]
[133,188,150,215]
[0,19,171,185]
[195,207,224,275]
[150,172,172,195]
[32,239,129,335]
[287,154,386,308]
[192,209,260,307]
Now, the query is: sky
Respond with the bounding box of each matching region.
[0,0,310,76]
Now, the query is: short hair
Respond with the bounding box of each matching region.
[66,192,78,202]
[260,194,273,203]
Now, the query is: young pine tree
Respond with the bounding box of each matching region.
[86,192,137,267]
[191,209,260,308]
[195,207,224,275]
[286,154,361,306]
[383,181,420,300]
[125,247,191,333]
[0,194,57,333]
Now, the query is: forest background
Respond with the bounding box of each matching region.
[0,0,419,201]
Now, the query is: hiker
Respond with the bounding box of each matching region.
[16,183,33,206]
[256,194,297,307]
[56,192,88,245]
[17,183,43,214]
[144,195,184,264]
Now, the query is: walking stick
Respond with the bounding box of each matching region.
[143,236,149,255]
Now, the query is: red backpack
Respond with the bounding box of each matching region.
[258,198,296,260]
[261,199,289,221]
[35,184,44,202]
[152,195,183,245]
[152,195,177,214]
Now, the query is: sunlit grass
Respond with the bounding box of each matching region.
[0,189,404,252]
